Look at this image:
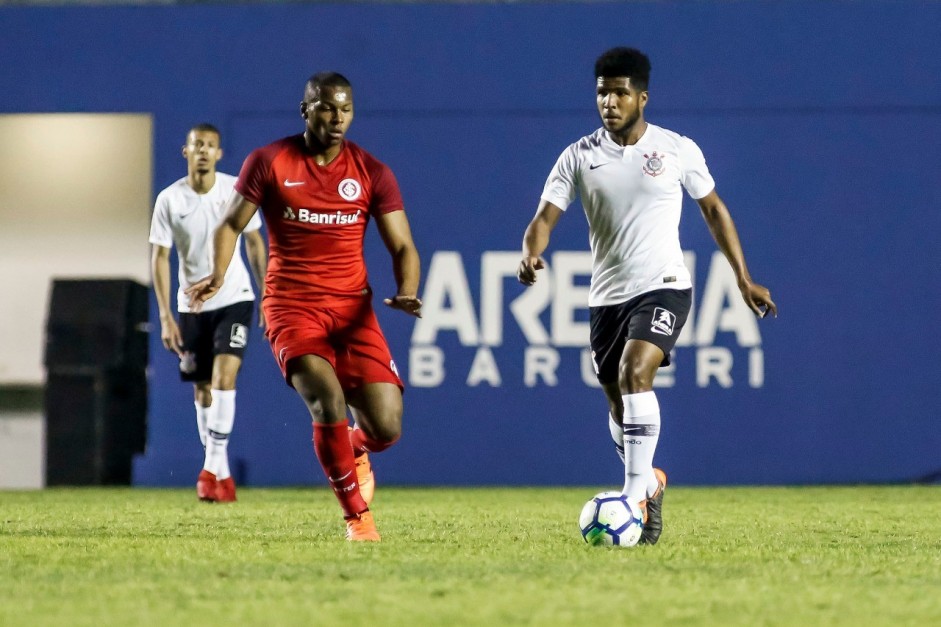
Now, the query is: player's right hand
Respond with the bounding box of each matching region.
[384,294,423,318]
[740,281,778,319]
[184,276,222,313]
[517,256,546,286]
[159,317,184,356]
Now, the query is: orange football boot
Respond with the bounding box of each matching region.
[345,511,380,542]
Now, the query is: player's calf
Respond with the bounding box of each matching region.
[349,427,379,505]
[353,453,375,506]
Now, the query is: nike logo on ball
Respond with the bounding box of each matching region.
[284,180,305,187]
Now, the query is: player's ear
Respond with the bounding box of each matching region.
[300,101,308,119]
[216,147,224,161]
[181,144,188,159]
[639,91,649,109]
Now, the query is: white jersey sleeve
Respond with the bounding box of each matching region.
[148,191,173,248]
[540,145,580,211]
[678,136,715,200]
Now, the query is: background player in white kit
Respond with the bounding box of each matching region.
[518,48,776,544]
[150,123,267,502]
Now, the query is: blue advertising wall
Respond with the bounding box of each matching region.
[3,2,939,486]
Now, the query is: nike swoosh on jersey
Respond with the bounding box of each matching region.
[283,180,305,187]
[589,163,609,170]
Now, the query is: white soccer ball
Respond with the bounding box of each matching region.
[578,491,644,547]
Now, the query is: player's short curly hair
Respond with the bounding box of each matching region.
[305,72,352,98]
[188,123,220,138]
[594,48,651,91]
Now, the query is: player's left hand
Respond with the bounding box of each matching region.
[740,281,777,319]
[384,294,423,318]
[257,306,267,330]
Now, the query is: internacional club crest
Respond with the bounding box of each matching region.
[642,151,665,177]
[338,178,362,201]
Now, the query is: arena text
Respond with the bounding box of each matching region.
[408,251,765,389]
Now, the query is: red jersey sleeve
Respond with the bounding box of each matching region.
[367,160,404,215]
[235,147,272,206]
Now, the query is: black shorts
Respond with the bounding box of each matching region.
[589,288,692,385]
[177,300,254,382]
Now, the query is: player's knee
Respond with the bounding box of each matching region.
[362,409,402,443]
[373,420,401,445]
[619,362,655,393]
[212,372,237,390]
[211,357,241,390]
[300,395,346,424]
[367,430,400,452]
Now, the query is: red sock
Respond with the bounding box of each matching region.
[312,422,367,518]
[350,427,400,456]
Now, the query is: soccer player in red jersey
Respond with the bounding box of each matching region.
[186,72,422,542]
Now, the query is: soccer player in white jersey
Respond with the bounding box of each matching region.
[150,123,267,503]
[518,48,777,544]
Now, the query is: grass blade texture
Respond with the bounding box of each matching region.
[1,486,940,626]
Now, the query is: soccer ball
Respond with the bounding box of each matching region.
[578,491,644,547]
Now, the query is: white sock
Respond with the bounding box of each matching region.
[621,391,661,502]
[204,389,236,480]
[608,412,625,463]
[194,401,209,449]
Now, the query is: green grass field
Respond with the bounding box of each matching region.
[2,486,940,626]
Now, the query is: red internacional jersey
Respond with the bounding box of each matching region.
[236,135,404,304]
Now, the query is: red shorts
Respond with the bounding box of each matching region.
[263,297,403,391]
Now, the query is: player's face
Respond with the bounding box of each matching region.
[182,130,222,175]
[303,85,354,148]
[596,77,647,133]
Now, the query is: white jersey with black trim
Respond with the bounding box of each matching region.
[540,123,715,307]
[149,173,263,313]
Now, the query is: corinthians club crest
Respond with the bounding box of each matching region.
[642,151,665,177]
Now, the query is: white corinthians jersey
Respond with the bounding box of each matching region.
[541,124,715,307]
[149,173,263,313]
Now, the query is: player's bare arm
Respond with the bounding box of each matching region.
[374,209,422,318]
[696,189,777,318]
[151,244,184,355]
[243,228,268,328]
[518,200,563,285]
[185,191,260,310]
